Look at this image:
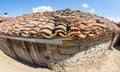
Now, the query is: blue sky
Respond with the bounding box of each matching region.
[0,0,120,21]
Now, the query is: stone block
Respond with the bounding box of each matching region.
[46,44,58,50]
[59,46,80,54]
[53,53,70,60]
[62,40,78,46]
[46,49,52,55]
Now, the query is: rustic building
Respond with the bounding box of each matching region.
[0,9,119,72]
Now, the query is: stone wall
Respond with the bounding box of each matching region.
[45,33,113,72]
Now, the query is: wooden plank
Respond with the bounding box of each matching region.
[24,42,48,67]
[0,38,16,58]
[34,43,47,67]
[10,39,34,64]
[24,42,44,66]
[7,39,17,58]
[0,37,5,51]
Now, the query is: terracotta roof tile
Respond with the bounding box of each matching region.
[0,9,119,39]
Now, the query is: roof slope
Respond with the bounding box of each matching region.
[0,9,119,39]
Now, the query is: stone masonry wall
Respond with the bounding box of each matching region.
[45,33,113,72]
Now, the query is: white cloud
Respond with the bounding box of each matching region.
[32,6,53,13]
[106,17,120,22]
[91,9,95,12]
[81,3,89,8]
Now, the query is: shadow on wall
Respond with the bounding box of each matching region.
[114,35,120,50]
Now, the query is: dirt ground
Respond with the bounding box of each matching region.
[0,50,52,72]
[0,48,120,72]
